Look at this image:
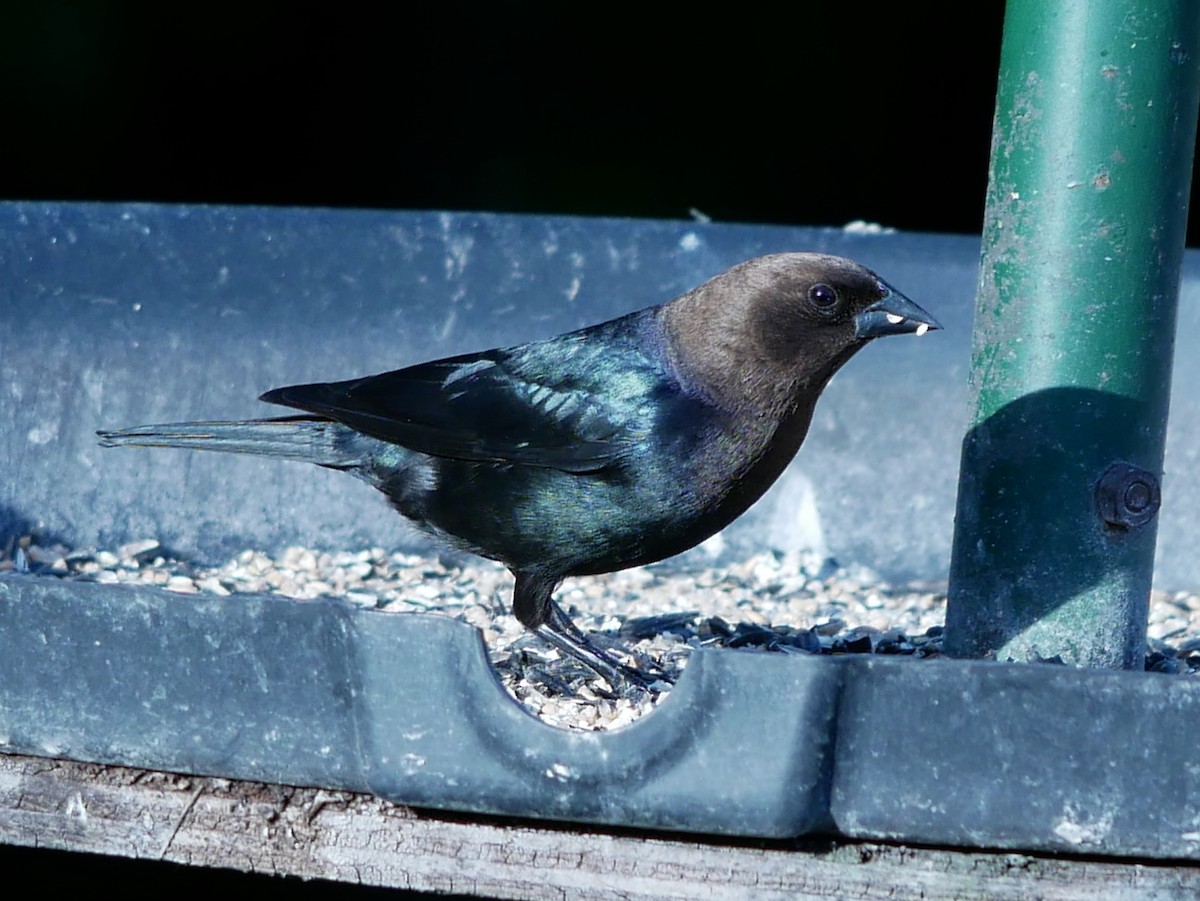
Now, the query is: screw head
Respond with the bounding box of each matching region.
[1095,463,1161,531]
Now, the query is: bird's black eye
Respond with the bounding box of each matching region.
[807,283,839,311]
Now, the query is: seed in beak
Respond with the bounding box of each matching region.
[885,313,905,325]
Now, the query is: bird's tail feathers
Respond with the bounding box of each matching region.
[97,417,361,467]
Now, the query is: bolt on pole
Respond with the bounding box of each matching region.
[945,0,1200,667]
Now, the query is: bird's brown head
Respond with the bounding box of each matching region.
[661,252,940,415]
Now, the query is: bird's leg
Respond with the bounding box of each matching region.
[511,569,662,691]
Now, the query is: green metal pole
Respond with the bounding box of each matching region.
[946,0,1200,668]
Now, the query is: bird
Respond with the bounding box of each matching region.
[98,252,939,690]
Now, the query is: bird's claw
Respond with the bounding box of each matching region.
[534,622,671,695]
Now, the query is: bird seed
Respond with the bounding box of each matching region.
[3,535,1198,731]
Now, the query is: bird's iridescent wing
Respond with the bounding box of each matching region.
[260,334,655,474]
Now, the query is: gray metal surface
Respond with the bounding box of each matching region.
[4,202,1200,859]
[3,201,1196,585]
[3,572,1199,858]
[833,655,1200,859]
[0,575,839,838]
[4,203,964,580]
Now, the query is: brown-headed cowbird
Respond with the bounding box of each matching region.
[98,253,939,688]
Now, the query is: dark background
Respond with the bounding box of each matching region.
[2,3,1013,238]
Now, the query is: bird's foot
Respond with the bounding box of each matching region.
[534,622,672,695]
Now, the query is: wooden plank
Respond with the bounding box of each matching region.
[0,752,1195,900]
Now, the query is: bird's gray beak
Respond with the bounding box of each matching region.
[854,286,942,339]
